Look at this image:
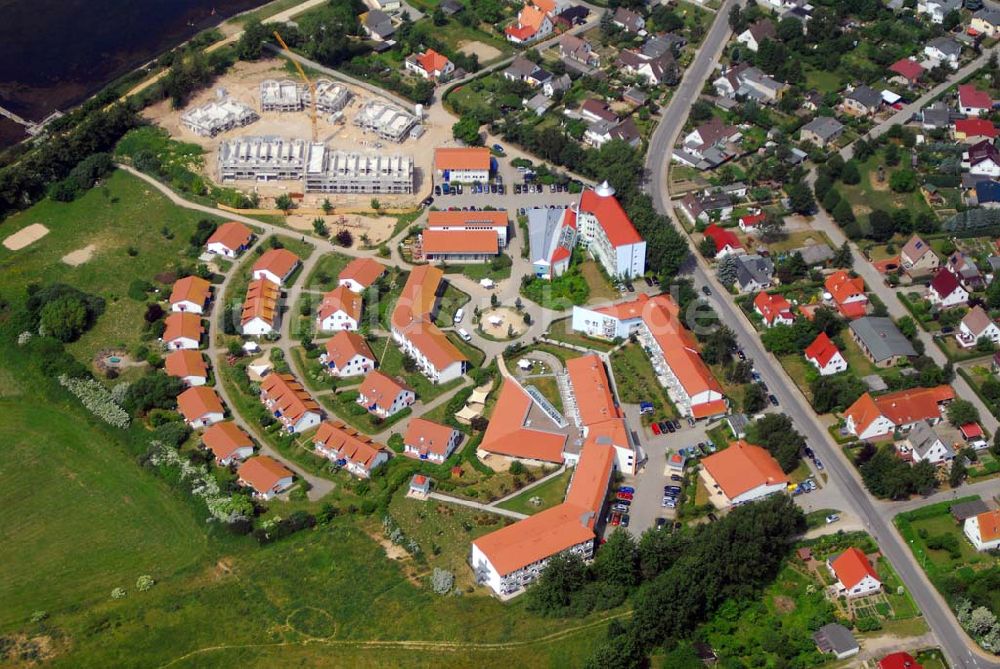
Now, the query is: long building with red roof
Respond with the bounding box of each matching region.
[844,385,955,441]
[576,181,646,279]
[390,265,468,383]
[700,440,788,507]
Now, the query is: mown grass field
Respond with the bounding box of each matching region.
[497,468,573,515]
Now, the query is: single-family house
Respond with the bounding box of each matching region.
[703,223,744,258]
[316,284,363,332]
[739,211,766,234]
[404,49,455,80]
[889,58,925,88]
[252,248,300,286]
[813,624,859,660]
[434,147,492,183]
[964,140,1000,177]
[699,440,788,508]
[559,34,599,67]
[964,509,1000,551]
[259,373,322,433]
[921,102,953,130]
[957,305,1000,348]
[900,234,940,276]
[502,57,551,86]
[163,312,204,350]
[312,420,388,478]
[805,332,848,376]
[206,221,252,258]
[958,84,993,116]
[954,118,998,143]
[924,36,962,69]
[843,85,883,116]
[917,0,961,23]
[579,98,618,124]
[403,417,461,464]
[505,2,553,43]
[164,349,208,387]
[733,254,775,293]
[177,386,225,429]
[714,63,787,103]
[237,455,294,500]
[358,370,415,418]
[585,117,641,149]
[971,8,1000,37]
[612,7,645,33]
[623,87,648,106]
[240,278,280,336]
[927,268,969,308]
[202,421,254,466]
[844,385,955,440]
[799,116,845,148]
[737,19,776,52]
[525,92,552,116]
[848,316,917,368]
[904,420,954,465]
[754,292,795,327]
[879,652,924,669]
[543,73,571,98]
[616,50,678,86]
[947,250,984,290]
[828,547,882,598]
[361,10,395,41]
[679,191,734,224]
[321,330,376,377]
[825,270,868,319]
[338,257,386,293]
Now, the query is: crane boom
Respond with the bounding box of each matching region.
[272,31,317,143]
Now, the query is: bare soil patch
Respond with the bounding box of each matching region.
[61,244,96,266]
[0,633,61,666]
[479,307,526,339]
[773,595,797,614]
[3,223,49,251]
[458,40,503,62]
[363,527,410,561]
[869,169,890,192]
[285,213,397,245]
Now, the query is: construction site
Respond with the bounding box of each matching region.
[144,59,453,208]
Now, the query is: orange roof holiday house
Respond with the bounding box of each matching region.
[164,349,209,386]
[201,422,254,465]
[163,312,204,351]
[357,371,415,418]
[321,331,376,378]
[169,275,212,315]
[403,417,462,464]
[206,221,253,258]
[316,284,363,332]
[827,547,881,598]
[404,48,455,80]
[312,421,388,478]
[259,373,322,433]
[177,386,225,429]
[699,440,788,508]
[238,455,294,500]
[252,248,300,286]
[338,257,386,293]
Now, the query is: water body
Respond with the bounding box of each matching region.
[0,0,270,146]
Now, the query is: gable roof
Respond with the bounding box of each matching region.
[908,420,952,460]
[928,35,961,57]
[976,180,1000,204]
[746,18,776,42]
[479,377,567,462]
[805,332,842,368]
[901,234,933,264]
[830,546,879,589]
[404,417,457,458]
[434,147,491,172]
[825,270,865,304]
[813,623,858,655]
[238,455,293,493]
[177,386,224,421]
[801,116,845,141]
[968,140,1000,168]
[846,385,955,435]
[955,117,997,138]
[889,58,924,81]
[959,83,992,109]
[415,48,451,74]
[206,221,252,251]
[317,284,363,323]
[253,248,299,281]
[202,421,253,460]
[847,85,882,108]
[701,440,788,499]
[241,278,279,327]
[878,652,922,669]
[930,267,963,298]
[358,370,410,406]
[704,224,742,252]
[580,98,619,123]
[163,312,204,344]
[164,349,207,380]
[974,509,1000,542]
[338,257,385,289]
[962,304,994,337]
[566,354,620,426]
[753,291,793,324]
[169,275,211,307]
[313,420,384,469]
[324,330,374,368]
[578,183,643,247]
[260,373,320,423]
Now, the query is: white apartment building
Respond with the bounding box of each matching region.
[576,182,645,279]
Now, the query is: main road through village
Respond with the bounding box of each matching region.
[646,1,1000,667]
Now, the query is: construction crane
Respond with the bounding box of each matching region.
[273,31,317,143]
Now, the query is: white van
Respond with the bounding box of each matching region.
[453,308,464,324]
[458,328,472,342]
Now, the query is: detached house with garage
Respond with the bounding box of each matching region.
[842,85,883,117]
[169,276,212,315]
[206,221,253,258]
[316,284,362,332]
[849,317,917,367]
[164,349,208,386]
[703,224,744,258]
[403,417,462,464]
[927,267,969,308]
[737,19,776,52]
[252,248,300,286]
[924,36,962,69]
[964,140,1000,177]
[202,421,255,466]
[177,386,226,429]
[338,257,385,294]
[321,331,375,377]
[799,116,845,148]
[828,547,881,598]
[313,421,388,478]
[238,455,294,500]
[958,84,992,116]
[903,420,954,465]
[805,332,847,376]
[700,440,788,508]
[843,385,955,440]
[964,509,1000,551]
[900,234,940,276]
[404,49,454,81]
[958,305,1000,348]
[163,312,204,350]
[358,370,415,418]
[825,270,868,319]
[754,292,795,327]
[260,373,322,433]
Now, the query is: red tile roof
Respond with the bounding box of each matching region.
[358,371,410,409]
[426,210,508,229]
[955,117,998,138]
[959,84,992,110]
[313,421,384,469]
[701,440,788,500]
[415,48,451,75]
[704,224,742,253]
[260,373,320,423]
[391,265,467,370]
[241,278,279,327]
[889,58,924,81]
[754,292,793,325]
[825,270,866,306]
[338,257,385,289]
[960,422,983,439]
[169,275,211,308]
[177,386,224,421]
[805,332,841,368]
[422,229,499,254]
[164,349,207,380]
[578,187,643,247]
[434,147,491,171]
[324,331,374,369]
[479,378,566,462]
[565,354,620,426]
[404,418,457,459]
[878,652,922,669]
[252,248,300,281]
[975,509,1000,542]
[830,546,879,589]
[740,212,766,228]
[238,455,293,494]
[930,267,962,299]
[317,284,362,323]
[845,386,955,436]
[163,312,204,344]
[206,221,252,252]
[202,422,253,461]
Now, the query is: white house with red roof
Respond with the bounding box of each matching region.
[571,298,646,340]
[312,421,388,478]
[260,373,322,433]
[169,276,212,315]
[964,140,1000,177]
[252,248,300,286]
[321,331,375,377]
[202,422,255,466]
[163,312,204,351]
[358,371,415,418]
[927,267,969,308]
[805,332,847,376]
[825,270,868,319]
[703,224,744,258]
[954,118,998,143]
[576,182,646,279]
[505,1,554,43]
[316,285,362,332]
[165,349,209,386]
[338,257,386,293]
[958,84,993,116]
[754,292,794,327]
[700,440,788,507]
[739,211,766,234]
[206,221,253,258]
[403,418,461,464]
[238,455,294,500]
[828,547,881,598]
[843,386,955,441]
[964,509,1000,551]
[404,48,455,80]
[434,147,492,183]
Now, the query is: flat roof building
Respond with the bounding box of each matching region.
[181,97,258,137]
[354,100,419,142]
[305,145,413,194]
[218,136,307,182]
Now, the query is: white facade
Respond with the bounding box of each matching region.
[576,212,646,279]
[444,166,490,183]
[928,282,969,308]
[910,437,953,465]
[807,350,848,376]
[391,330,467,384]
[180,373,207,387]
[166,336,200,351]
[358,387,415,418]
[923,43,960,69]
[253,476,294,501]
[188,411,225,430]
[964,514,1000,551]
[318,310,359,332]
[171,299,205,315]
[207,241,241,258]
[958,318,1000,348]
[846,413,895,441]
[218,446,254,467]
[404,431,461,464]
[470,536,593,596]
[339,278,371,294]
[242,317,276,337]
[287,412,322,434]
[321,352,375,377]
[730,480,787,506]
[570,305,641,340]
[833,571,881,598]
[969,157,1000,177]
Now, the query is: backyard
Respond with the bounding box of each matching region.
[610,343,677,421]
[495,468,573,515]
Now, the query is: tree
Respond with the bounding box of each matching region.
[889,169,917,193]
[746,414,805,473]
[832,198,855,226]
[743,383,768,414]
[786,181,816,214]
[728,5,745,32]
[321,198,333,215]
[336,229,353,247]
[840,160,861,185]
[777,17,802,41]
[525,553,587,614]
[868,209,895,242]
[884,143,900,166]
[123,372,185,415]
[758,213,786,242]
[717,255,739,286]
[592,529,638,588]
[699,237,718,259]
[275,193,293,212]
[832,241,853,268]
[39,296,89,342]
[949,457,967,488]
[776,252,807,284]
[236,19,271,60]
[947,399,979,427]
[452,114,482,146]
[312,218,329,237]
[822,187,842,212]
[701,326,736,365]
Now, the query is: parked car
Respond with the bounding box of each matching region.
[737,349,746,361]
[651,422,662,435]
[492,143,504,153]
[621,514,630,527]
[619,486,634,494]
[768,394,779,407]
[701,286,712,296]
[655,517,667,529]
[434,186,441,196]
[610,512,622,526]
[616,492,633,501]
[815,459,824,471]
[670,474,683,482]
[664,422,676,433]
[825,514,840,524]
[421,197,434,207]
[664,486,681,494]
[644,276,655,287]
[612,503,630,513]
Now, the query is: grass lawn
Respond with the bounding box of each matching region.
[0,169,219,366]
[841,154,933,222]
[496,468,573,515]
[447,332,487,367]
[526,375,563,412]
[876,556,921,620]
[804,65,845,95]
[434,282,471,328]
[838,334,880,379]
[452,259,513,283]
[580,260,619,304]
[317,391,412,435]
[610,343,677,420]
[915,649,949,669]
[304,251,353,290]
[903,512,993,571]
[379,343,465,403]
[545,316,616,352]
[778,354,816,405]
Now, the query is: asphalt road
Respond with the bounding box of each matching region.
[643,2,1000,666]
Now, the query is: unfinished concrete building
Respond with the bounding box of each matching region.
[181,98,259,137]
[353,100,419,143]
[304,145,413,194]
[259,79,305,112]
[309,80,352,114]
[217,136,308,181]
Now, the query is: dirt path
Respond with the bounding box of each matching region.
[159,609,631,667]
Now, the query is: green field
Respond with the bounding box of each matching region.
[610,343,677,420]
[497,469,573,515]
